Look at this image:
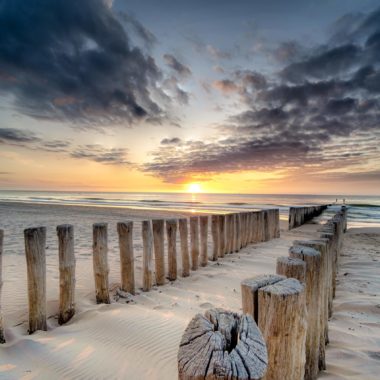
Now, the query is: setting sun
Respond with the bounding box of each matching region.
[187,183,202,193]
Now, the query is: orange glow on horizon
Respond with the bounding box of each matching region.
[187,183,202,193]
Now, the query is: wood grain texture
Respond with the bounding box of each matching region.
[190,216,199,271]
[142,220,153,291]
[166,219,177,281]
[276,256,306,283]
[152,219,165,285]
[179,218,190,277]
[117,221,135,294]
[218,214,225,258]
[199,216,209,266]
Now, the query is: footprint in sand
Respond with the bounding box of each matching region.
[200,302,214,309]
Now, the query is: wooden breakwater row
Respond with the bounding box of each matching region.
[0,209,280,339]
[178,206,347,380]
[288,205,328,230]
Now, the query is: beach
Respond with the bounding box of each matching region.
[0,201,378,379]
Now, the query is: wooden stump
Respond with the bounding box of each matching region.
[289,246,322,380]
[117,221,135,294]
[152,220,165,285]
[218,215,225,258]
[179,218,190,277]
[142,220,153,291]
[200,216,209,266]
[92,223,110,304]
[190,216,200,271]
[259,278,307,380]
[166,219,177,281]
[0,229,5,343]
[178,308,268,380]
[24,226,47,333]
[241,274,285,322]
[57,224,76,325]
[276,256,306,283]
[293,239,329,370]
[211,215,219,261]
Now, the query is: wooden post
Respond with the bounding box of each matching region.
[211,215,219,261]
[258,211,265,242]
[178,309,268,380]
[24,227,47,333]
[259,278,307,380]
[179,218,190,277]
[248,212,254,243]
[235,213,241,252]
[190,216,199,271]
[152,220,165,286]
[0,229,5,343]
[57,224,75,325]
[224,214,231,254]
[218,214,225,258]
[142,220,153,291]
[289,246,322,380]
[117,221,135,294]
[199,216,208,266]
[166,219,177,281]
[241,274,285,322]
[276,256,306,283]
[228,214,234,253]
[92,223,110,304]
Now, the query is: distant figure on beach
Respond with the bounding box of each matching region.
[343,198,346,204]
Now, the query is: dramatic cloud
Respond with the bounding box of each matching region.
[71,145,131,165]
[0,128,39,143]
[144,7,380,183]
[163,54,192,78]
[0,0,168,125]
[160,137,182,145]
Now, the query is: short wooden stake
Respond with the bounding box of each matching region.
[0,230,5,343]
[166,219,177,281]
[199,216,208,266]
[218,215,225,258]
[24,227,47,333]
[211,215,219,261]
[152,220,165,285]
[190,216,199,270]
[142,220,153,291]
[117,221,135,294]
[57,224,76,325]
[259,278,307,380]
[179,218,190,277]
[92,223,110,304]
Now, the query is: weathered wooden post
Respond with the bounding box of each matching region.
[142,220,153,291]
[24,227,47,333]
[248,212,254,243]
[224,214,231,254]
[228,214,235,253]
[92,223,110,304]
[218,214,225,258]
[259,278,307,380]
[258,211,265,242]
[190,216,199,270]
[166,219,177,281]
[117,221,135,294]
[178,309,268,380]
[0,229,5,343]
[57,224,76,325]
[211,215,219,261]
[289,245,322,380]
[276,256,306,283]
[235,213,241,252]
[152,219,165,285]
[179,218,190,277]
[199,216,208,266]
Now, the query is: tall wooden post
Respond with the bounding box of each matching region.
[179,219,190,277]
[92,223,110,304]
[289,246,322,380]
[24,227,47,333]
[142,220,153,291]
[166,219,177,281]
[218,214,225,258]
[259,278,307,380]
[57,224,76,325]
[211,215,219,261]
[152,220,165,285]
[235,213,241,252]
[0,230,5,343]
[117,221,135,294]
[199,216,208,266]
[190,216,199,270]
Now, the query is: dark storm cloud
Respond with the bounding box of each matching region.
[144,6,380,183]
[71,145,131,165]
[0,128,39,143]
[163,54,192,78]
[160,137,182,145]
[0,0,168,125]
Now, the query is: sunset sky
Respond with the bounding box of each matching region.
[0,0,379,195]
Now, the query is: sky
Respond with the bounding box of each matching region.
[0,0,379,195]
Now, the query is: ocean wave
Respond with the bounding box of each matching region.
[348,204,380,208]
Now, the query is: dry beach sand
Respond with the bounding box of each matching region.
[0,203,379,379]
